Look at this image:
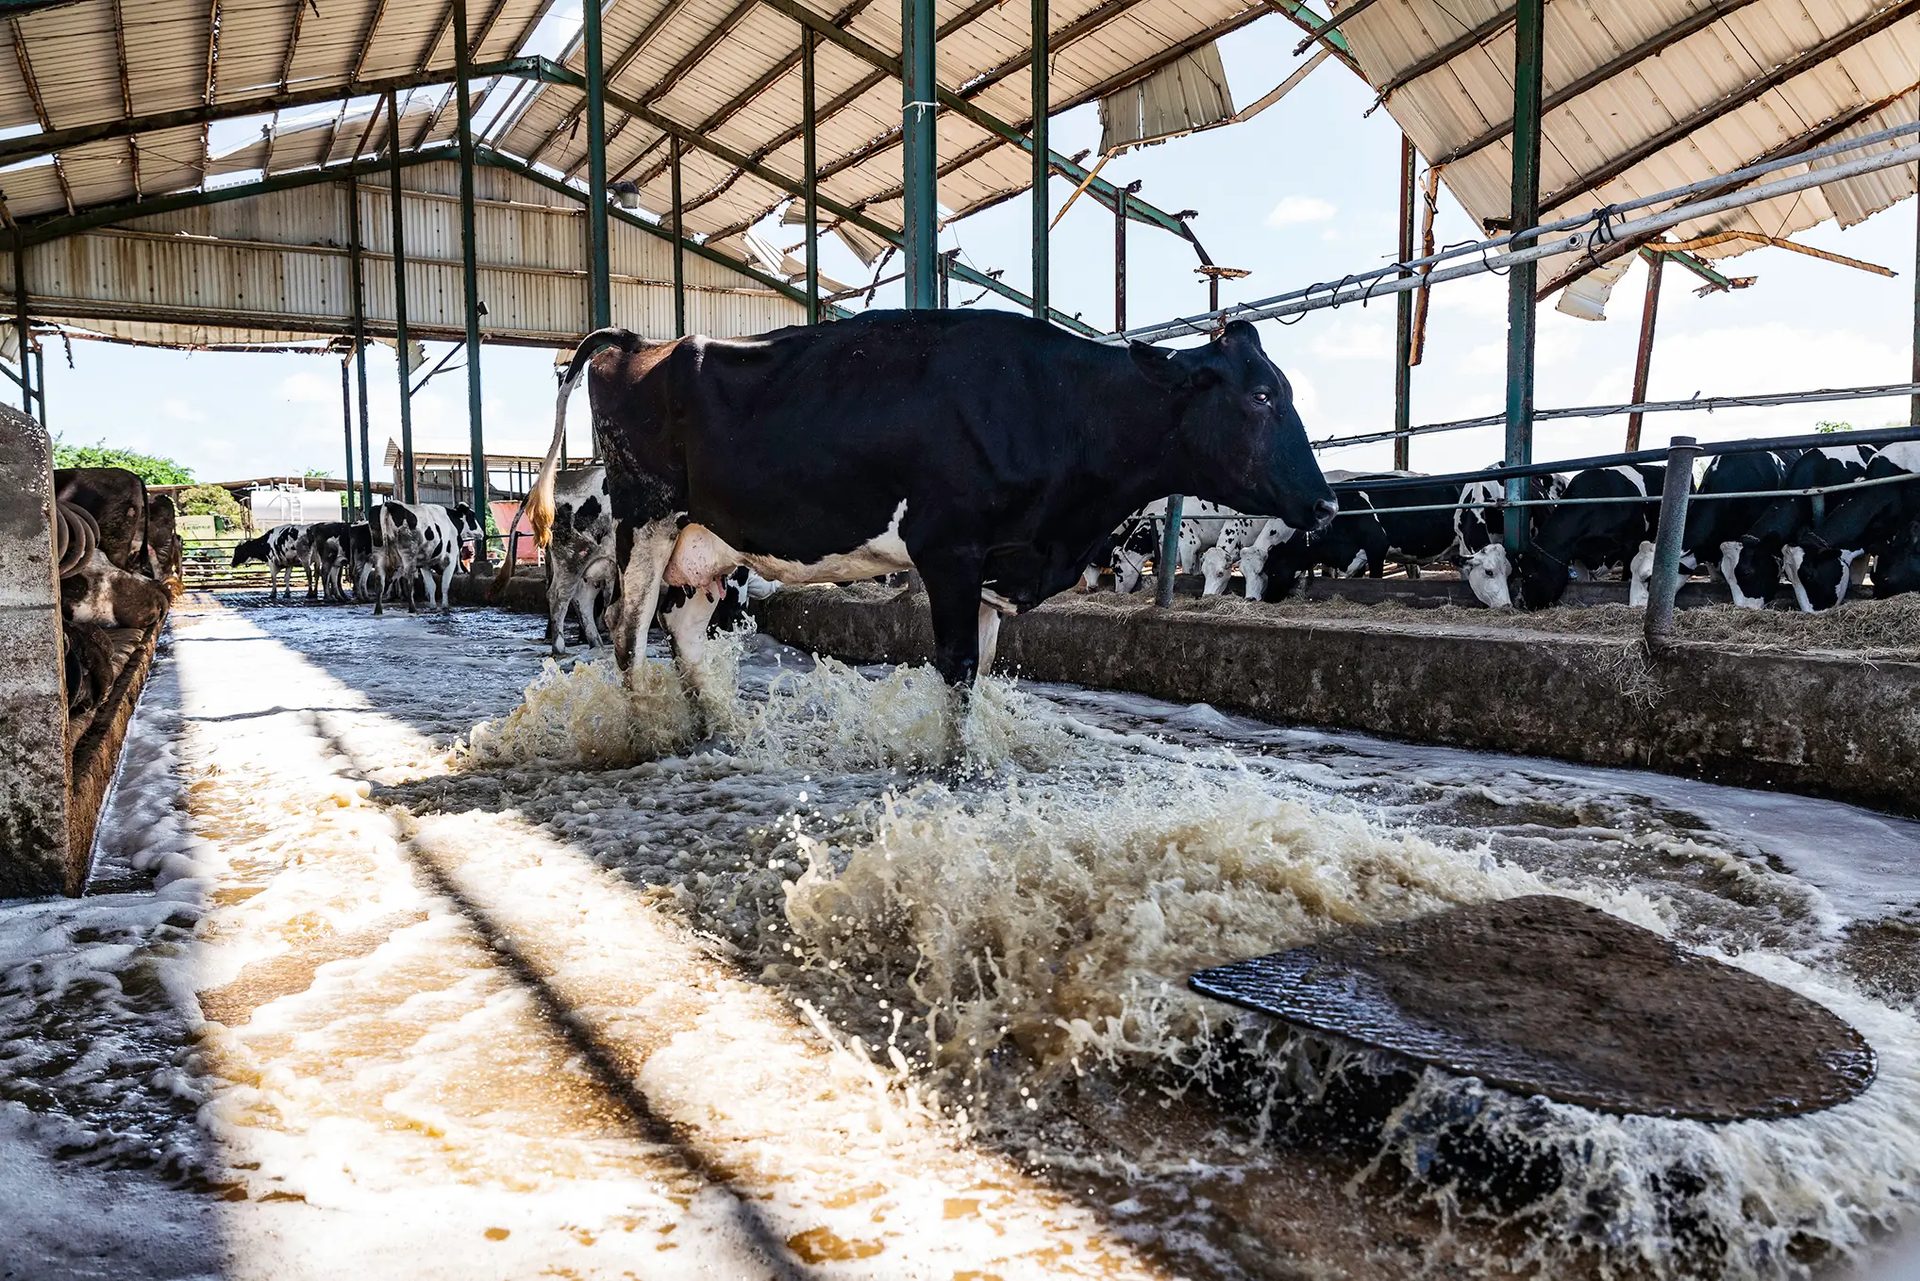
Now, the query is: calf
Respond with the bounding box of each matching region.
[1783,442,1920,611]
[232,524,310,602]
[54,467,148,573]
[1200,517,1262,595]
[544,466,617,655]
[1724,445,1875,609]
[372,501,478,615]
[1516,465,1665,610]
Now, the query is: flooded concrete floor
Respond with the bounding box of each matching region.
[1,593,1916,1280]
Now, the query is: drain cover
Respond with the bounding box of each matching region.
[1189,895,1876,1121]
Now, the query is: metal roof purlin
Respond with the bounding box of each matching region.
[7,19,72,216]
[200,0,223,186]
[1260,0,1358,70]
[109,0,139,197]
[413,0,518,152]
[528,0,696,166]
[1373,3,1516,103]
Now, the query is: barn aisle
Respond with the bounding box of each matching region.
[0,595,1161,1281]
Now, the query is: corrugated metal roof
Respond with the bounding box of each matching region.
[1327,0,1920,310]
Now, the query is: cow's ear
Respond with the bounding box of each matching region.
[1220,319,1263,351]
[1129,341,1189,391]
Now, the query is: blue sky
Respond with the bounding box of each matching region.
[29,13,1919,484]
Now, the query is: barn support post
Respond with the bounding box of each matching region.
[1625,250,1665,451]
[1114,190,1127,331]
[347,172,374,524]
[11,229,29,417]
[584,0,611,332]
[1502,0,1545,556]
[671,136,687,334]
[386,89,416,503]
[1912,183,1919,428]
[1029,0,1049,319]
[454,0,490,568]
[1156,497,1184,607]
[1393,134,1416,471]
[1644,434,1700,646]
[900,0,938,308]
[339,358,358,523]
[802,28,820,325]
[31,347,43,428]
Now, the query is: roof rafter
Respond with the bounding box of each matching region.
[1436,0,1762,169]
[1535,0,1920,210]
[323,0,392,164]
[109,0,140,196]
[526,0,702,167]
[412,0,515,151]
[7,19,73,216]
[1374,2,1517,103]
[198,0,223,185]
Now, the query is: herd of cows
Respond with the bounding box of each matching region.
[1083,442,1920,614]
[235,500,486,614]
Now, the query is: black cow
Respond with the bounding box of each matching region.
[1725,445,1875,609]
[1784,442,1920,611]
[1516,465,1665,610]
[1246,489,1389,602]
[502,312,1336,720]
[1872,514,1920,600]
[54,467,148,574]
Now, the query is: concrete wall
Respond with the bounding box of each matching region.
[759,588,1920,818]
[0,405,72,895]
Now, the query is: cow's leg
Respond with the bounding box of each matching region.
[371,553,386,616]
[404,556,419,614]
[661,583,727,733]
[923,567,985,687]
[438,558,456,613]
[612,518,675,677]
[976,603,1004,677]
[576,577,606,649]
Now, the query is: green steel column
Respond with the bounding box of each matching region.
[348,171,375,522]
[670,136,687,334]
[1912,185,1919,428]
[900,0,937,308]
[1502,0,1545,555]
[454,0,490,566]
[340,358,358,523]
[31,346,43,428]
[802,28,820,325]
[1029,0,1048,319]
[1113,191,1126,330]
[584,0,611,330]
[386,89,416,503]
[11,229,29,416]
[1393,134,1415,471]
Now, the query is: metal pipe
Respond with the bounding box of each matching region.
[671,135,687,333]
[1624,250,1664,451]
[1116,120,1920,343]
[340,357,357,523]
[1114,190,1126,331]
[32,345,44,428]
[584,0,611,331]
[802,28,819,325]
[1913,166,1919,430]
[1030,0,1048,319]
[1644,435,1699,645]
[1393,133,1415,471]
[454,0,490,568]
[386,88,415,504]
[1503,0,1544,556]
[1156,496,1183,607]
[900,0,938,307]
[348,171,375,523]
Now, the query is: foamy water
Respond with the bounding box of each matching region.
[2,598,1915,1279]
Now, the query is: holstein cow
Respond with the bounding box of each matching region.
[1628,448,1791,607]
[302,521,354,602]
[145,495,183,584]
[1341,474,1516,608]
[54,467,149,573]
[1783,441,1920,611]
[1516,464,1665,610]
[500,311,1335,721]
[1870,513,1920,600]
[543,465,619,655]
[1083,514,1161,593]
[1723,445,1875,610]
[232,524,310,602]
[1200,517,1262,595]
[1454,469,1564,554]
[1242,490,1390,601]
[371,501,480,615]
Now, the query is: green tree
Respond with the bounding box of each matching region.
[175,484,253,532]
[303,467,332,478]
[1813,420,1854,434]
[53,439,193,485]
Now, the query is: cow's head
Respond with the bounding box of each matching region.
[1514,547,1571,610]
[231,534,270,567]
[1200,544,1235,596]
[1723,536,1780,610]
[1874,519,1920,600]
[1129,321,1335,532]
[1785,543,1861,613]
[1463,544,1513,609]
[449,502,484,547]
[1110,519,1157,593]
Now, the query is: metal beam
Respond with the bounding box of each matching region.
[1289,0,1384,57]
[1261,0,1358,69]
[109,0,140,196]
[1624,250,1662,451]
[198,0,223,186]
[411,0,518,153]
[8,20,73,215]
[803,28,820,325]
[1393,133,1414,471]
[671,136,687,333]
[584,0,612,330]
[340,359,358,522]
[1503,0,1543,556]
[529,0,699,167]
[1030,0,1048,319]
[1375,3,1515,101]
[388,89,416,504]
[1912,184,1919,429]
[455,0,490,567]
[1113,188,1127,330]
[348,171,375,521]
[900,0,938,308]
[1536,0,1919,208]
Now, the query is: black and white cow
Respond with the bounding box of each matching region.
[1783,441,1920,611]
[1342,474,1515,608]
[1199,517,1263,596]
[55,467,149,574]
[145,495,182,583]
[1724,445,1875,610]
[56,500,170,631]
[1243,490,1390,602]
[543,465,618,655]
[1627,448,1794,607]
[301,521,353,602]
[371,501,480,615]
[1454,469,1563,554]
[1871,513,1920,600]
[1515,465,1665,610]
[501,311,1335,718]
[232,524,310,602]
[1080,513,1161,593]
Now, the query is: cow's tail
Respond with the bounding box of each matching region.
[490,326,642,599]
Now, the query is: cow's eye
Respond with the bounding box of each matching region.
[1252,388,1272,404]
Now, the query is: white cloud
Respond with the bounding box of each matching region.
[1308,318,1392,362]
[1266,195,1337,228]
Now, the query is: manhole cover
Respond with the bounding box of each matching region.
[1189,895,1876,1121]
